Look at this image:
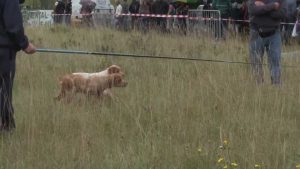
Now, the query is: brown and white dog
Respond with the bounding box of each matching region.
[55,65,127,101]
[72,65,123,79]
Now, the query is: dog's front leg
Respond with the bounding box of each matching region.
[54,88,66,101]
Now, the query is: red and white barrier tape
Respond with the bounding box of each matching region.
[119,13,188,18]
[50,13,297,25]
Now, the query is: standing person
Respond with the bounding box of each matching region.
[80,0,96,27]
[231,0,244,34]
[115,0,123,30]
[167,3,176,32]
[203,0,212,10]
[65,0,72,25]
[177,4,189,35]
[53,0,66,24]
[121,0,130,31]
[139,0,150,32]
[248,0,287,85]
[282,0,296,44]
[212,0,232,39]
[203,0,212,25]
[0,0,36,131]
[129,0,140,30]
[152,0,169,32]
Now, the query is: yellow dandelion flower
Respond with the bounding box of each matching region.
[231,162,238,167]
[217,158,224,163]
[223,165,228,169]
[255,164,261,168]
[223,139,228,145]
[296,164,300,169]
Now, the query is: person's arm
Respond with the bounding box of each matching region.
[3,0,28,50]
[269,1,287,19]
[248,0,277,16]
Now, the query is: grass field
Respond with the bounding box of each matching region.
[0,26,299,169]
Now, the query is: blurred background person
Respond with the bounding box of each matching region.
[139,0,150,32]
[115,0,123,29]
[129,0,140,30]
[152,0,169,32]
[65,0,72,25]
[80,0,96,27]
[121,0,130,31]
[282,0,297,45]
[53,0,66,24]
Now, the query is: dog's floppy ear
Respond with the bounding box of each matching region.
[107,65,121,74]
[107,76,114,88]
[113,74,122,84]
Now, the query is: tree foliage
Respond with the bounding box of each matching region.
[24,0,56,9]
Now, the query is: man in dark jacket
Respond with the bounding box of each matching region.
[248,0,287,85]
[231,0,244,33]
[129,0,140,29]
[0,0,36,131]
[65,0,72,25]
[152,0,169,32]
[53,0,66,24]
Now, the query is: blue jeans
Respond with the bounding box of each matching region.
[249,29,282,84]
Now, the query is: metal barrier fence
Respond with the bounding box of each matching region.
[22,9,116,27]
[22,9,222,38]
[187,10,221,38]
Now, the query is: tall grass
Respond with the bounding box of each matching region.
[0,26,299,169]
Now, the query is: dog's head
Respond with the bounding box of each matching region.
[109,73,128,88]
[107,65,122,74]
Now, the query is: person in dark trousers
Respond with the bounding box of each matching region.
[53,0,66,24]
[121,0,130,31]
[152,0,169,32]
[80,0,96,27]
[231,0,244,34]
[65,0,72,25]
[203,0,212,25]
[282,0,296,45]
[0,0,36,132]
[129,0,140,30]
[248,0,287,85]
[177,4,189,35]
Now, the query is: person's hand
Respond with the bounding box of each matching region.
[273,2,280,10]
[255,1,265,6]
[23,43,36,54]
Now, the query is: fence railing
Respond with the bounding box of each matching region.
[187,10,221,38]
[22,9,223,38]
